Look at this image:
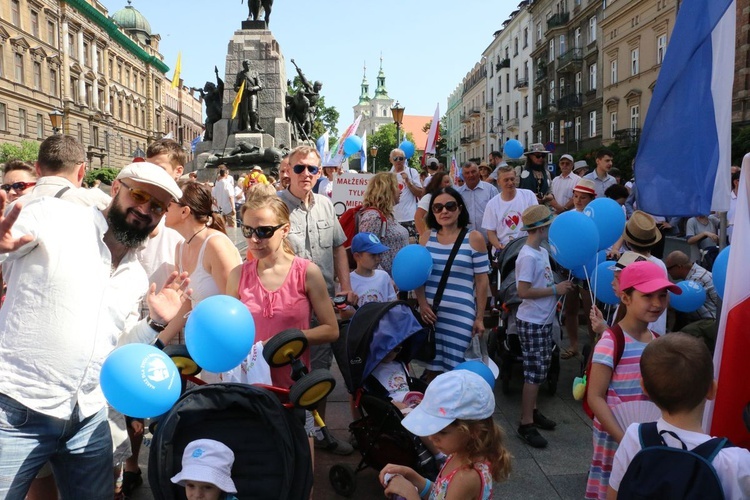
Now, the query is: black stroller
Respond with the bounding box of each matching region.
[329,301,438,497]
[487,236,563,396]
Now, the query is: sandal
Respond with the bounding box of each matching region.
[121,469,143,497]
[561,348,579,360]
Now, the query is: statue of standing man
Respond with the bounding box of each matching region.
[192,66,224,141]
[234,59,264,133]
[245,0,274,26]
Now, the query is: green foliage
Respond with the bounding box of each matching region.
[84,167,120,186]
[0,140,40,164]
[731,125,750,166]
[367,123,417,172]
[288,76,339,140]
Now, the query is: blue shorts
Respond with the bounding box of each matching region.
[515,319,554,384]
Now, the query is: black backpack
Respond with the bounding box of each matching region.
[618,422,733,500]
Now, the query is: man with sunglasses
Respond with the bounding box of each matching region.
[389,148,424,239]
[518,143,553,205]
[0,162,190,498]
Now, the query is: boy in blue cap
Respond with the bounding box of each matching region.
[341,233,397,319]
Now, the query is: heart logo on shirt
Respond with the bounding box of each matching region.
[504,214,520,230]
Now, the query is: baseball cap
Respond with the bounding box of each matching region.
[170,439,237,494]
[560,154,574,163]
[116,162,182,200]
[351,232,390,254]
[426,157,439,168]
[618,261,681,295]
[401,370,495,437]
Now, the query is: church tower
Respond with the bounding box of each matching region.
[355,56,394,136]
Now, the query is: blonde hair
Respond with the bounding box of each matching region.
[288,145,321,166]
[362,172,398,218]
[240,193,294,256]
[454,417,512,482]
[246,182,277,197]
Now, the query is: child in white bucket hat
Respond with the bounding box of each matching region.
[171,439,238,500]
[378,370,511,499]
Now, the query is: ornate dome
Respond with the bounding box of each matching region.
[111,1,152,36]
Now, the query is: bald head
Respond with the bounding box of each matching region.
[665,250,691,279]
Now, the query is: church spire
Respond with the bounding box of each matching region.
[357,61,370,105]
[374,54,389,99]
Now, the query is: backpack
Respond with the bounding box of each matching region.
[617,422,733,499]
[582,324,659,419]
[339,204,387,269]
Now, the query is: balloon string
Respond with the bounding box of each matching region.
[583,265,596,309]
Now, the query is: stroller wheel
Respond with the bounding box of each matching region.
[263,329,308,367]
[289,369,336,409]
[163,344,201,376]
[329,464,356,497]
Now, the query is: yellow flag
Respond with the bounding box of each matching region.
[231,79,245,119]
[171,52,181,89]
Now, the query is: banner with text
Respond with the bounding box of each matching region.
[331,172,374,216]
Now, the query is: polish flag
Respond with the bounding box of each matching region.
[422,104,440,167]
[704,165,750,449]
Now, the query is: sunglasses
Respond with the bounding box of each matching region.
[531,153,546,159]
[292,164,320,175]
[432,201,459,213]
[118,181,168,215]
[241,223,285,239]
[391,156,406,162]
[1,181,36,192]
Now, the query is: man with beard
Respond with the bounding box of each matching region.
[0,162,189,499]
[518,143,553,205]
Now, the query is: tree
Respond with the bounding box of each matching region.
[287,77,339,141]
[368,123,417,173]
[0,140,40,164]
[84,167,120,186]
[731,125,750,166]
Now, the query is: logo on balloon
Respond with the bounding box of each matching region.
[584,207,595,218]
[141,354,174,389]
[685,281,702,292]
[549,241,559,257]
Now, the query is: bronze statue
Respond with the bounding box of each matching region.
[233,59,264,133]
[191,66,224,141]
[243,0,273,25]
[285,59,322,141]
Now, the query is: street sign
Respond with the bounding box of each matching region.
[545,142,556,153]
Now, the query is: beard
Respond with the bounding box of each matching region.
[107,196,158,248]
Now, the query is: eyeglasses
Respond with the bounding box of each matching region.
[292,164,320,175]
[241,223,285,239]
[391,156,406,162]
[531,153,546,159]
[1,181,36,192]
[118,181,168,215]
[432,201,459,213]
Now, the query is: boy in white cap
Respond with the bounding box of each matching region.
[171,439,238,500]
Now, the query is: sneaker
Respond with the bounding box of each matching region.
[517,424,548,448]
[314,432,354,455]
[533,410,557,430]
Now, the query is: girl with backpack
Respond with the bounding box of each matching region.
[585,261,681,499]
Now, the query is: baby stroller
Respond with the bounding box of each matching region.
[150,329,336,500]
[329,301,438,497]
[487,236,563,396]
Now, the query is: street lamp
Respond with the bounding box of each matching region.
[391,101,405,145]
[49,108,64,135]
[369,145,378,172]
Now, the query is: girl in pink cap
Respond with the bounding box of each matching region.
[585,261,681,499]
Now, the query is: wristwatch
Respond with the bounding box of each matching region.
[147,316,168,333]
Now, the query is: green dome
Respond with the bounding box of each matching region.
[111,3,151,35]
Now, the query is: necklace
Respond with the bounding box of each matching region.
[186,225,207,245]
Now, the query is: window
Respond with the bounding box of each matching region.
[589,16,597,43]
[505,74,510,92]
[560,35,566,56]
[70,77,78,103]
[92,125,99,147]
[68,34,76,60]
[549,121,555,143]
[514,37,519,56]
[549,39,555,61]
[19,109,27,136]
[98,89,104,110]
[611,60,618,85]
[524,131,529,148]
[118,98,123,120]
[575,116,581,140]
[514,101,519,119]
[537,94,542,111]
[0,102,6,131]
[31,11,39,38]
[108,58,114,79]
[630,105,640,129]
[77,123,83,143]
[14,53,23,83]
[515,68,519,86]
[33,62,41,89]
[560,77,565,99]
[83,42,90,67]
[125,68,130,87]
[657,34,667,64]
[85,83,92,107]
[574,27,581,48]
[549,80,555,104]
[524,96,529,116]
[49,69,57,96]
[36,113,44,139]
[11,0,20,26]
[631,48,639,75]
[560,119,566,144]
[536,22,542,41]
[589,63,597,91]
[524,61,529,80]
[610,112,617,137]
[118,64,123,82]
[537,130,543,144]
[523,28,529,48]
[575,71,582,94]
[0,49,3,78]
[127,103,131,123]
[589,110,597,138]
[48,21,56,46]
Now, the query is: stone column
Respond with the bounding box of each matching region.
[61,18,70,102]
[92,42,99,110]
[77,31,85,104]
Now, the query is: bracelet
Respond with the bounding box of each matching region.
[147,316,168,333]
[551,284,557,297]
[419,479,433,498]
[153,338,165,350]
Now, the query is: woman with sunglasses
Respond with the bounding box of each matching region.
[156,182,242,354]
[2,160,37,202]
[416,187,490,382]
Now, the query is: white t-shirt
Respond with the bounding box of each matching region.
[390,167,422,222]
[350,269,397,307]
[136,217,184,290]
[481,189,538,246]
[371,361,410,402]
[417,193,432,212]
[515,244,556,325]
[610,419,750,499]
[550,172,581,209]
[212,177,234,214]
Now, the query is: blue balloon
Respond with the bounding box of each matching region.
[712,246,730,299]
[343,135,362,156]
[592,261,619,305]
[583,198,626,250]
[549,211,599,269]
[503,139,525,159]
[454,360,495,389]
[670,280,706,313]
[571,250,608,280]
[101,344,181,418]
[392,244,433,291]
[399,140,416,159]
[185,295,256,373]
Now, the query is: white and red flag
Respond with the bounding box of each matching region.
[422,104,440,167]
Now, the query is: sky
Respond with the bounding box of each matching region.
[99,0,517,134]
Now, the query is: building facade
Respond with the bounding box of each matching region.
[734,0,750,126]
[0,0,171,169]
[445,85,462,163]
[164,77,202,162]
[458,61,486,164]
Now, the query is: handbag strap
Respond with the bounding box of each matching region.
[432,227,468,311]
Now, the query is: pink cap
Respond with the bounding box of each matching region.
[619,261,681,294]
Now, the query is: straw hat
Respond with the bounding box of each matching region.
[521,205,555,231]
[623,210,662,247]
[524,143,549,155]
[573,178,597,196]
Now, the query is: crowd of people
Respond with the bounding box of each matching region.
[0,134,747,500]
